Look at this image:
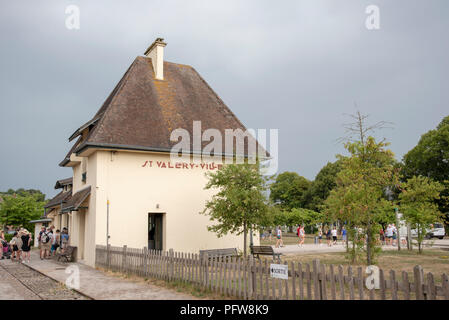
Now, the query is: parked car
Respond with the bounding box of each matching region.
[410,223,445,239]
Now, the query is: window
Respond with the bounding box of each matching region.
[82,172,87,183]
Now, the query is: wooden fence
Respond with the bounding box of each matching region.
[95,245,449,300]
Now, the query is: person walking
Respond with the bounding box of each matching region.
[275,226,284,248]
[326,228,332,247]
[10,232,20,262]
[298,225,305,247]
[332,226,338,245]
[318,227,323,246]
[20,229,32,263]
[342,226,347,245]
[385,224,393,245]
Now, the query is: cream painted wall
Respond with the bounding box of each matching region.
[69,150,260,266]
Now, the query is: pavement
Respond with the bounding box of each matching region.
[2,250,198,300]
[272,238,449,255]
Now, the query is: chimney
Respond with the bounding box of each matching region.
[144,38,167,80]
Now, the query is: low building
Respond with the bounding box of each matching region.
[49,38,262,266]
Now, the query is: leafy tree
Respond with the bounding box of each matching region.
[303,161,342,212]
[269,172,311,210]
[0,194,44,231]
[325,137,399,264]
[202,162,269,256]
[0,188,46,202]
[399,176,443,253]
[402,116,449,222]
[325,111,399,264]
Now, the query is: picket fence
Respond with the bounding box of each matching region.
[95,245,449,300]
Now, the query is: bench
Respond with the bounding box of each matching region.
[199,248,238,260]
[57,246,77,262]
[250,245,281,260]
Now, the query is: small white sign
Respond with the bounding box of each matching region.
[270,264,288,280]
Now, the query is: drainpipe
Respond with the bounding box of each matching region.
[106,199,110,246]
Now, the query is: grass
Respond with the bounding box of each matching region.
[277,248,449,276]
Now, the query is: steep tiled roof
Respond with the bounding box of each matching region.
[61,186,91,212]
[61,55,264,164]
[44,191,72,209]
[54,178,73,189]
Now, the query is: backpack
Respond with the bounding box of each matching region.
[42,232,50,244]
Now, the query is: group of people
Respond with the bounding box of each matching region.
[0,225,70,264]
[318,226,347,247]
[272,225,347,248]
[380,223,406,246]
[0,228,32,263]
[38,226,70,260]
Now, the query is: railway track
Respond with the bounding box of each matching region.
[0,260,91,300]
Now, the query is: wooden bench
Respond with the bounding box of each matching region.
[199,248,238,260]
[250,245,281,260]
[57,246,77,262]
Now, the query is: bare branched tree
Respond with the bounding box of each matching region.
[336,109,394,145]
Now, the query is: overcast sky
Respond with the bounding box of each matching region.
[0,0,448,198]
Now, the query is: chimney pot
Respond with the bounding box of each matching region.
[144,38,167,80]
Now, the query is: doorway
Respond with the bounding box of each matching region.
[148,213,163,250]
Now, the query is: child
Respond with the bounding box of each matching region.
[10,232,20,262]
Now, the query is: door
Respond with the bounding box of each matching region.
[148,213,163,250]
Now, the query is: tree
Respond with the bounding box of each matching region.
[303,161,342,212]
[0,194,44,231]
[325,111,399,264]
[286,208,325,232]
[269,172,311,210]
[202,162,269,256]
[399,175,443,253]
[402,115,449,223]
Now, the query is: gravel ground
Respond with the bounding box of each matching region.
[0,259,89,300]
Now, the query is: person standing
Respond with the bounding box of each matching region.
[298,225,305,247]
[51,230,61,256]
[61,228,70,253]
[20,229,32,263]
[10,232,20,262]
[40,227,53,259]
[38,226,46,259]
[318,227,323,246]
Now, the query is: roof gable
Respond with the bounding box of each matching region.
[63,55,264,161]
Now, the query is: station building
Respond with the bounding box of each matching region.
[41,39,262,266]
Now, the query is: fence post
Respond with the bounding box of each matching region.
[143,246,148,277]
[203,253,209,288]
[249,255,256,299]
[122,245,127,274]
[312,259,321,300]
[107,244,111,270]
[169,249,174,282]
[414,265,424,300]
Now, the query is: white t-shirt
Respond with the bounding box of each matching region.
[386,227,393,237]
[331,229,337,237]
